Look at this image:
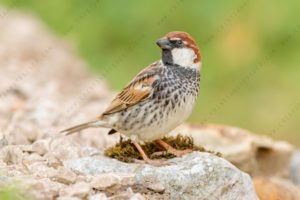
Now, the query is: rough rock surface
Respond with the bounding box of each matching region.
[65,152,258,200]
[171,124,294,178]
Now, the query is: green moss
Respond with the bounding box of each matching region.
[105,134,221,163]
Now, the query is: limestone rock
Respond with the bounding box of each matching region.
[24,178,64,200]
[129,193,145,200]
[59,181,90,198]
[81,146,102,157]
[65,152,258,200]
[88,193,107,200]
[44,152,63,168]
[28,162,57,178]
[90,174,120,191]
[0,145,23,165]
[147,183,165,193]
[253,176,300,200]
[50,138,82,161]
[32,139,49,156]
[108,188,140,200]
[171,124,294,177]
[26,153,44,164]
[54,167,77,184]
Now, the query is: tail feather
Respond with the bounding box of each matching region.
[60,120,102,135]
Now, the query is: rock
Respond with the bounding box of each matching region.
[81,146,102,157]
[116,173,135,186]
[147,183,165,193]
[290,150,300,185]
[253,176,300,200]
[32,139,49,156]
[19,144,33,152]
[44,152,63,168]
[108,188,138,200]
[91,174,120,191]
[130,193,145,200]
[54,167,77,184]
[59,181,90,198]
[76,174,92,183]
[24,178,64,200]
[65,152,258,200]
[26,153,45,163]
[64,156,134,175]
[88,193,107,200]
[28,162,57,178]
[171,124,294,178]
[0,137,8,148]
[1,165,24,177]
[0,145,23,165]
[50,138,82,161]
[0,160,7,168]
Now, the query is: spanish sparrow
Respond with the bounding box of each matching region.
[61,31,201,164]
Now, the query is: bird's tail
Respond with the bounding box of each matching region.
[60,120,105,135]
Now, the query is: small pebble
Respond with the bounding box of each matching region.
[88,193,107,200]
[147,183,165,193]
[59,181,90,198]
[32,139,49,156]
[54,167,77,184]
[91,174,119,190]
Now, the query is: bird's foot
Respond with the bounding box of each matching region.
[155,139,193,157]
[132,141,166,166]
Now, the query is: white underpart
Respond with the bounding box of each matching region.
[172,48,199,69]
[133,92,197,142]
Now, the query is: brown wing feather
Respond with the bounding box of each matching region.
[100,61,161,116]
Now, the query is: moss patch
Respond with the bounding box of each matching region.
[105,134,221,163]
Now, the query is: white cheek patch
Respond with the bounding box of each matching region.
[171,48,196,67]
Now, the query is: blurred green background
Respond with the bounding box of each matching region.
[1,0,299,146]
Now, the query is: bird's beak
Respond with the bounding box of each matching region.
[156,37,171,49]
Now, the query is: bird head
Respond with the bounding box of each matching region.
[156,31,201,69]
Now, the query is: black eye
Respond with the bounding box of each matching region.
[176,40,183,45]
[170,40,183,47]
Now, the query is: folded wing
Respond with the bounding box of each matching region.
[100,61,162,117]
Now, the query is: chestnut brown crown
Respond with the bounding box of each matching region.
[156,31,201,63]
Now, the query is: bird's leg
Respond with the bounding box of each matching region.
[132,142,163,165]
[132,142,149,161]
[155,139,192,157]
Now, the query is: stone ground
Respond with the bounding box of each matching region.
[0,10,299,200]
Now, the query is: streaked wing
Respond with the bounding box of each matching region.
[100,61,162,116]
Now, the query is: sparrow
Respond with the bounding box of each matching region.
[61,31,201,164]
